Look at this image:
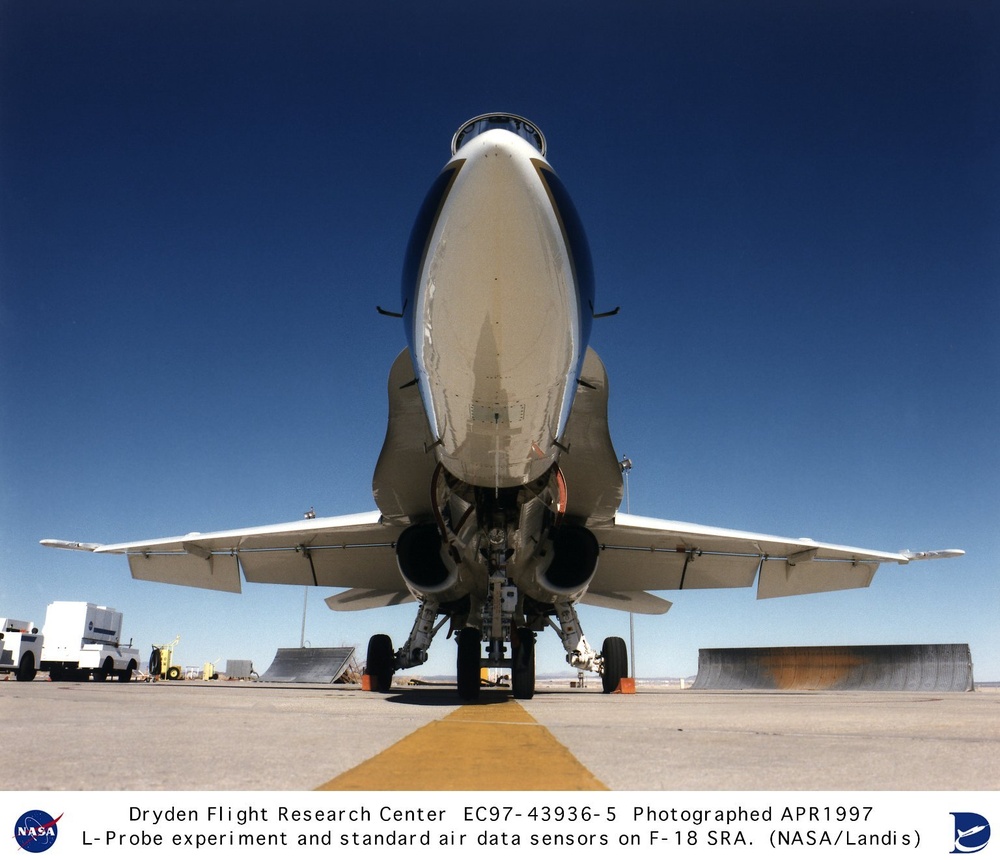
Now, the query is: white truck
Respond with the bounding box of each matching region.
[40,601,140,682]
[0,617,42,681]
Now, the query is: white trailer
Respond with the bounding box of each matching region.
[0,617,42,681]
[40,602,140,682]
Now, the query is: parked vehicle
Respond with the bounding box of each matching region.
[0,617,42,681]
[40,601,139,682]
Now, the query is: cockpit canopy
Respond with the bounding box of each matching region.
[451,113,546,157]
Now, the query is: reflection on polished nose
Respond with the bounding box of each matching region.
[411,129,582,488]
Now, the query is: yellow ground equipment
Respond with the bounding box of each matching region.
[148,636,183,680]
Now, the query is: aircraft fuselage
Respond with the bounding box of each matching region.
[402,115,595,489]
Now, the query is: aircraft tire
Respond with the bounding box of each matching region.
[366,633,395,693]
[511,627,535,700]
[456,627,481,701]
[601,636,628,694]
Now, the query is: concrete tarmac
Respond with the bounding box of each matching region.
[3,679,997,791]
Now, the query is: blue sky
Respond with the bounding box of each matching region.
[2,1,997,680]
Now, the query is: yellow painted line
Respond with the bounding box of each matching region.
[317,699,607,791]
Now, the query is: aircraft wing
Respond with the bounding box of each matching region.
[589,513,963,600]
[42,508,962,610]
[42,511,407,596]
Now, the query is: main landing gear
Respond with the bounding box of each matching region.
[456,627,482,700]
[544,599,629,693]
[600,635,628,694]
[511,627,535,700]
[364,614,628,700]
[365,633,395,693]
[363,481,628,700]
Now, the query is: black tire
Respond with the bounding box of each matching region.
[366,633,395,693]
[15,652,36,682]
[601,636,628,694]
[119,660,136,683]
[166,665,182,680]
[456,627,481,701]
[511,627,535,700]
[94,657,113,682]
[148,648,162,678]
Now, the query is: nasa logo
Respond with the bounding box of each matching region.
[951,813,990,854]
[14,810,62,853]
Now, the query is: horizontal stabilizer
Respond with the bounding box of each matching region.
[325,589,415,611]
[580,589,671,615]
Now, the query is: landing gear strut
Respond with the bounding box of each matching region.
[549,599,629,694]
[456,627,481,701]
[453,522,521,701]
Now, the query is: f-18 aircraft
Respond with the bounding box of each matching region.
[43,113,962,700]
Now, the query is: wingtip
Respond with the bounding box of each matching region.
[901,548,965,562]
[39,539,101,552]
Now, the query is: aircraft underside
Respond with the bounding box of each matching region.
[368,462,628,700]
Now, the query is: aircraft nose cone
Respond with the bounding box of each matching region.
[415,132,580,487]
